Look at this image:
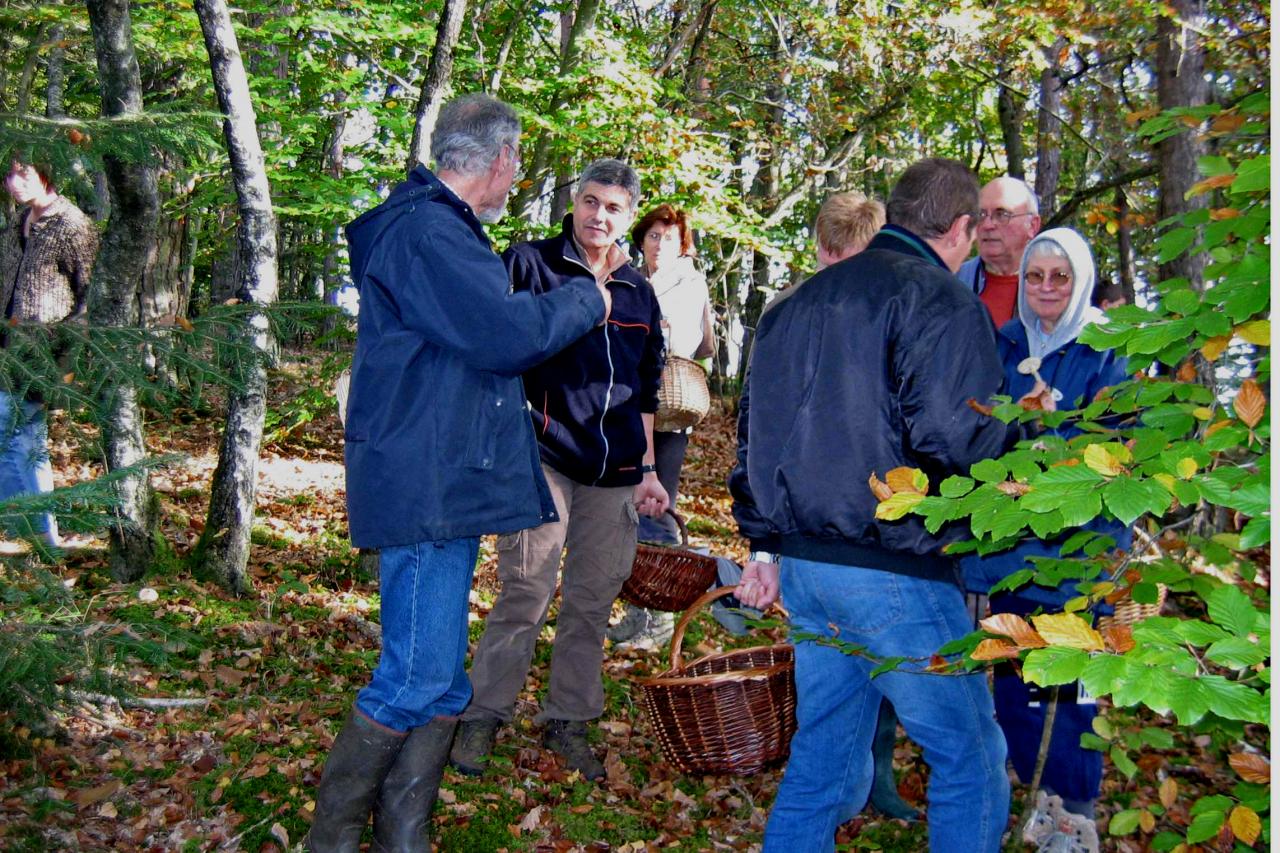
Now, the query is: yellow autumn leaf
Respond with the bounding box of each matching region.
[1201,335,1231,361]
[874,491,924,521]
[1030,612,1106,652]
[1158,776,1178,809]
[1229,805,1261,845]
[1083,444,1124,477]
[1233,379,1266,429]
[1175,457,1198,479]
[1192,407,1214,420]
[1235,319,1270,346]
[979,613,1047,648]
[1138,810,1156,832]
[885,466,929,495]
[1153,473,1177,493]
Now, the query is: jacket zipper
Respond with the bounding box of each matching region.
[562,250,620,485]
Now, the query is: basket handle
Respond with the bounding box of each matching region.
[669,510,690,548]
[669,585,742,671]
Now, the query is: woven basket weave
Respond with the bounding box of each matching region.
[634,587,796,776]
[1098,583,1168,629]
[621,511,719,612]
[655,355,710,432]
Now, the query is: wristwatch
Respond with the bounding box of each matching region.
[640,463,657,474]
[749,551,779,565]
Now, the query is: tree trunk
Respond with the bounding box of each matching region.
[511,0,603,222]
[1156,0,1209,292]
[1034,40,1065,220]
[45,24,67,118]
[995,62,1025,179]
[15,24,47,117]
[193,0,280,594]
[1114,191,1136,306]
[85,0,161,582]
[487,1,526,93]
[406,0,469,173]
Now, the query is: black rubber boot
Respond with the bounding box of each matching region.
[371,716,459,852]
[868,702,921,822]
[305,710,407,852]
[543,719,604,781]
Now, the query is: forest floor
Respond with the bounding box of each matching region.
[0,349,1264,852]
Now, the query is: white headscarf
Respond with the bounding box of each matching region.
[1017,227,1106,360]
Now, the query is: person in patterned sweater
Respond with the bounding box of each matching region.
[1,159,98,546]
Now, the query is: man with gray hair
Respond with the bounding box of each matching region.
[730,158,1012,850]
[960,176,1042,327]
[450,158,667,781]
[306,94,611,853]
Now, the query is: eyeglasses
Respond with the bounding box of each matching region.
[979,209,1034,225]
[1024,269,1073,288]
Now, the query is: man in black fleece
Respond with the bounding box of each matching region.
[451,159,667,781]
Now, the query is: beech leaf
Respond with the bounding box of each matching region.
[1031,612,1106,652]
[868,472,893,502]
[1159,776,1178,809]
[979,613,1047,648]
[885,466,928,495]
[874,491,924,521]
[970,638,1021,661]
[1227,752,1270,784]
[1232,378,1265,428]
[1228,805,1261,845]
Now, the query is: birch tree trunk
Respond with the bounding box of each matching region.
[85,0,160,582]
[193,0,279,594]
[1156,0,1209,292]
[45,23,67,118]
[406,0,469,173]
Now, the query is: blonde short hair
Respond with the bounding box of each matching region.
[816,191,886,257]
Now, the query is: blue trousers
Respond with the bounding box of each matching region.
[0,391,57,545]
[762,558,1009,853]
[355,537,479,732]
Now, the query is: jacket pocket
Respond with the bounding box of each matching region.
[463,376,500,469]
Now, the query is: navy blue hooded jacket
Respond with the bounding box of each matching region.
[343,167,604,548]
[503,216,664,488]
[730,225,1014,581]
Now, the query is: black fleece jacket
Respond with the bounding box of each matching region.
[504,217,665,488]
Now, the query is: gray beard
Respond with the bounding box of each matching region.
[477,206,505,224]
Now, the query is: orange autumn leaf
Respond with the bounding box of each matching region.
[971,638,1022,661]
[1103,624,1135,653]
[1159,776,1178,809]
[868,472,894,502]
[967,397,994,416]
[979,613,1047,648]
[1227,752,1270,784]
[1201,335,1231,361]
[885,466,928,495]
[1233,379,1265,429]
[1176,361,1197,382]
[1209,207,1242,220]
[1209,112,1246,133]
[1229,805,1261,845]
[1186,174,1236,197]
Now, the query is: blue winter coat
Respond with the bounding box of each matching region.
[961,319,1131,606]
[343,167,604,548]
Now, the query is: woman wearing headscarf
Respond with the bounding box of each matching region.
[963,227,1131,852]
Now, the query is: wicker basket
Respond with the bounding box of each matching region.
[634,587,796,776]
[621,511,719,612]
[655,355,710,432]
[1099,583,1167,630]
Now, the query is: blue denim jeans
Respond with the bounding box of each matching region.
[355,537,479,732]
[763,557,1009,853]
[0,391,57,544]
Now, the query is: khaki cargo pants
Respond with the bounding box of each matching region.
[463,464,638,723]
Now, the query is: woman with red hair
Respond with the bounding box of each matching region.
[608,203,714,650]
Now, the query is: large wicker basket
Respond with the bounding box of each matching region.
[655,355,710,432]
[1098,583,1168,630]
[634,587,796,776]
[621,511,719,612]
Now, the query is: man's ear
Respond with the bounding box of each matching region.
[949,213,974,249]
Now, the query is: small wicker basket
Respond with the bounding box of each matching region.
[1098,583,1168,630]
[621,511,719,612]
[655,355,710,432]
[634,587,796,776]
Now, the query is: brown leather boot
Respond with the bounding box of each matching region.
[305,710,406,852]
[371,716,459,852]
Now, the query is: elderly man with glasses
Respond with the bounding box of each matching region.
[959,176,1042,327]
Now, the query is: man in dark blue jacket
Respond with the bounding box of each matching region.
[451,159,668,782]
[730,159,1013,852]
[306,95,609,853]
